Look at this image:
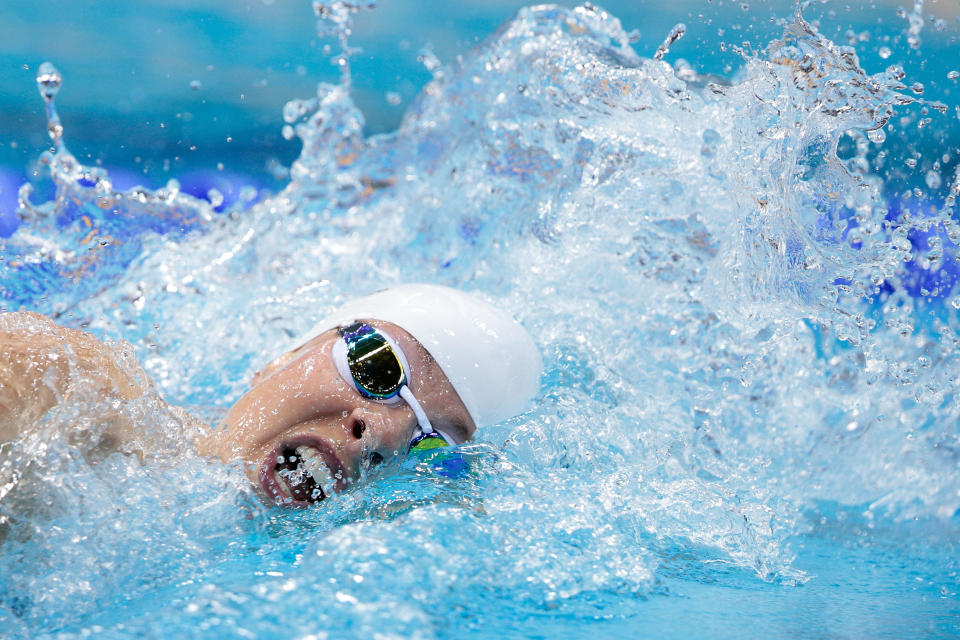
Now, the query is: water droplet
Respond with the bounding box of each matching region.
[905,158,918,168]
[283,97,318,124]
[887,64,907,81]
[926,170,942,190]
[878,46,892,59]
[282,125,295,140]
[867,128,886,144]
[207,188,224,208]
[948,70,959,81]
[903,0,925,50]
[385,91,401,106]
[36,62,64,148]
[36,62,62,100]
[417,47,442,74]
[654,23,686,61]
[910,82,924,95]
[700,128,722,157]
[189,80,202,91]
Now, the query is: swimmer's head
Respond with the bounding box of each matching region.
[284,284,543,428]
[209,284,542,507]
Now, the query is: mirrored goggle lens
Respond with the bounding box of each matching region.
[346,331,405,397]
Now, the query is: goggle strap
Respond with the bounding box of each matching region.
[399,384,433,434]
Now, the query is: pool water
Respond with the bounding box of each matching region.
[1,1,959,638]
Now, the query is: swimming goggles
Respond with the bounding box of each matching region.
[332,322,458,453]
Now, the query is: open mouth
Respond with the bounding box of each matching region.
[259,438,347,507]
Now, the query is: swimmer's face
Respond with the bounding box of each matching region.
[205,320,476,507]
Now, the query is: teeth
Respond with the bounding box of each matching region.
[296,445,336,496]
[275,473,293,500]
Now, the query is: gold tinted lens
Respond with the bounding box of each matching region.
[347,332,405,397]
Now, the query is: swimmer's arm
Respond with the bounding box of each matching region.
[0,311,198,452]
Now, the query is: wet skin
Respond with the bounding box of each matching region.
[198,320,476,506]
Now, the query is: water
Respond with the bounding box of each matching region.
[2,1,960,637]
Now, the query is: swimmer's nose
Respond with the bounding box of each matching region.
[342,406,415,471]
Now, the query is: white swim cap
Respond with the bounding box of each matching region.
[293,284,542,428]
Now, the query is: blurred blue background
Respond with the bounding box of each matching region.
[0,0,957,198]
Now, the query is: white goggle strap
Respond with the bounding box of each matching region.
[399,384,433,434]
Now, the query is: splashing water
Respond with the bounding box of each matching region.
[654,23,686,61]
[1,2,959,637]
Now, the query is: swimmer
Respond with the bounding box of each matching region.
[0,284,542,507]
